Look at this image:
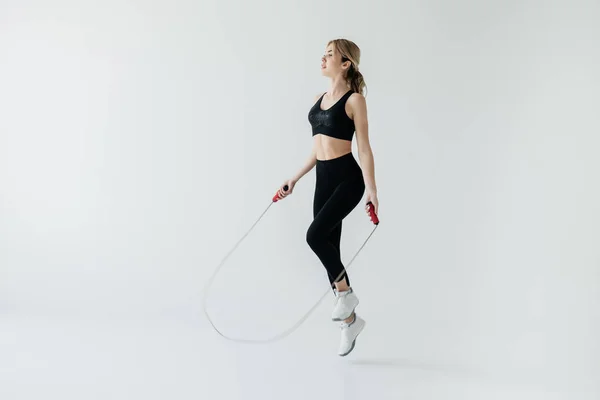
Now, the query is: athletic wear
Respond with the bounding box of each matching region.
[338,314,366,356]
[306,152,365,288]
[331,288,359,321]
[308,90,355,141]
[305,89,366,355]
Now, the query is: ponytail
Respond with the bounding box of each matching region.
[347,63,366,96]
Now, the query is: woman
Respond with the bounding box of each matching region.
[277,38,379,356]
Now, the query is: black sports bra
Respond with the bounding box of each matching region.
[308,90,355,141]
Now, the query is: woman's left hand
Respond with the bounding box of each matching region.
[365,190,379,217]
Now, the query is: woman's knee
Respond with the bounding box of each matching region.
[306,224,324,250]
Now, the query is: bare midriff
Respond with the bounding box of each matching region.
[313,134,352,161]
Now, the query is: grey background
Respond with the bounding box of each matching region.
[1,0,599,399]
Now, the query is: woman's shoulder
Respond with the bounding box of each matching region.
[347,91,366,108]
[348,91,365,101]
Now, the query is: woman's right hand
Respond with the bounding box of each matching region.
[278,179,296,199]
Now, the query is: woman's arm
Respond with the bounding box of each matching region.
[276,94,323,199]
[291,93,323,182]
[277,142,316,199]
[350,94,377,194]
[292,143,317,182]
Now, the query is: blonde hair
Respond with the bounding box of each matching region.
[327,38,367,96]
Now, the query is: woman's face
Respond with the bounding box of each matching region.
[321,43,348,77]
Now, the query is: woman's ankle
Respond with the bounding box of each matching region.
[334,278,350,293]
[343,313,355,324]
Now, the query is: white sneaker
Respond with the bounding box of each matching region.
[338,314,366,357]
[331,288,359,321]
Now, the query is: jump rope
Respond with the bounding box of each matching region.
[202,184,380,344]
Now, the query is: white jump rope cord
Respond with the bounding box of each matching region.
[201,199,378,344]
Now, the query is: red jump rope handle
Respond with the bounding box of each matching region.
[367,201,379,225]
[272,185,289,202]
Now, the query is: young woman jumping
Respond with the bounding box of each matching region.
[277,38,379,356]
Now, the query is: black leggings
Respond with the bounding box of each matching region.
[306,152,365,289]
